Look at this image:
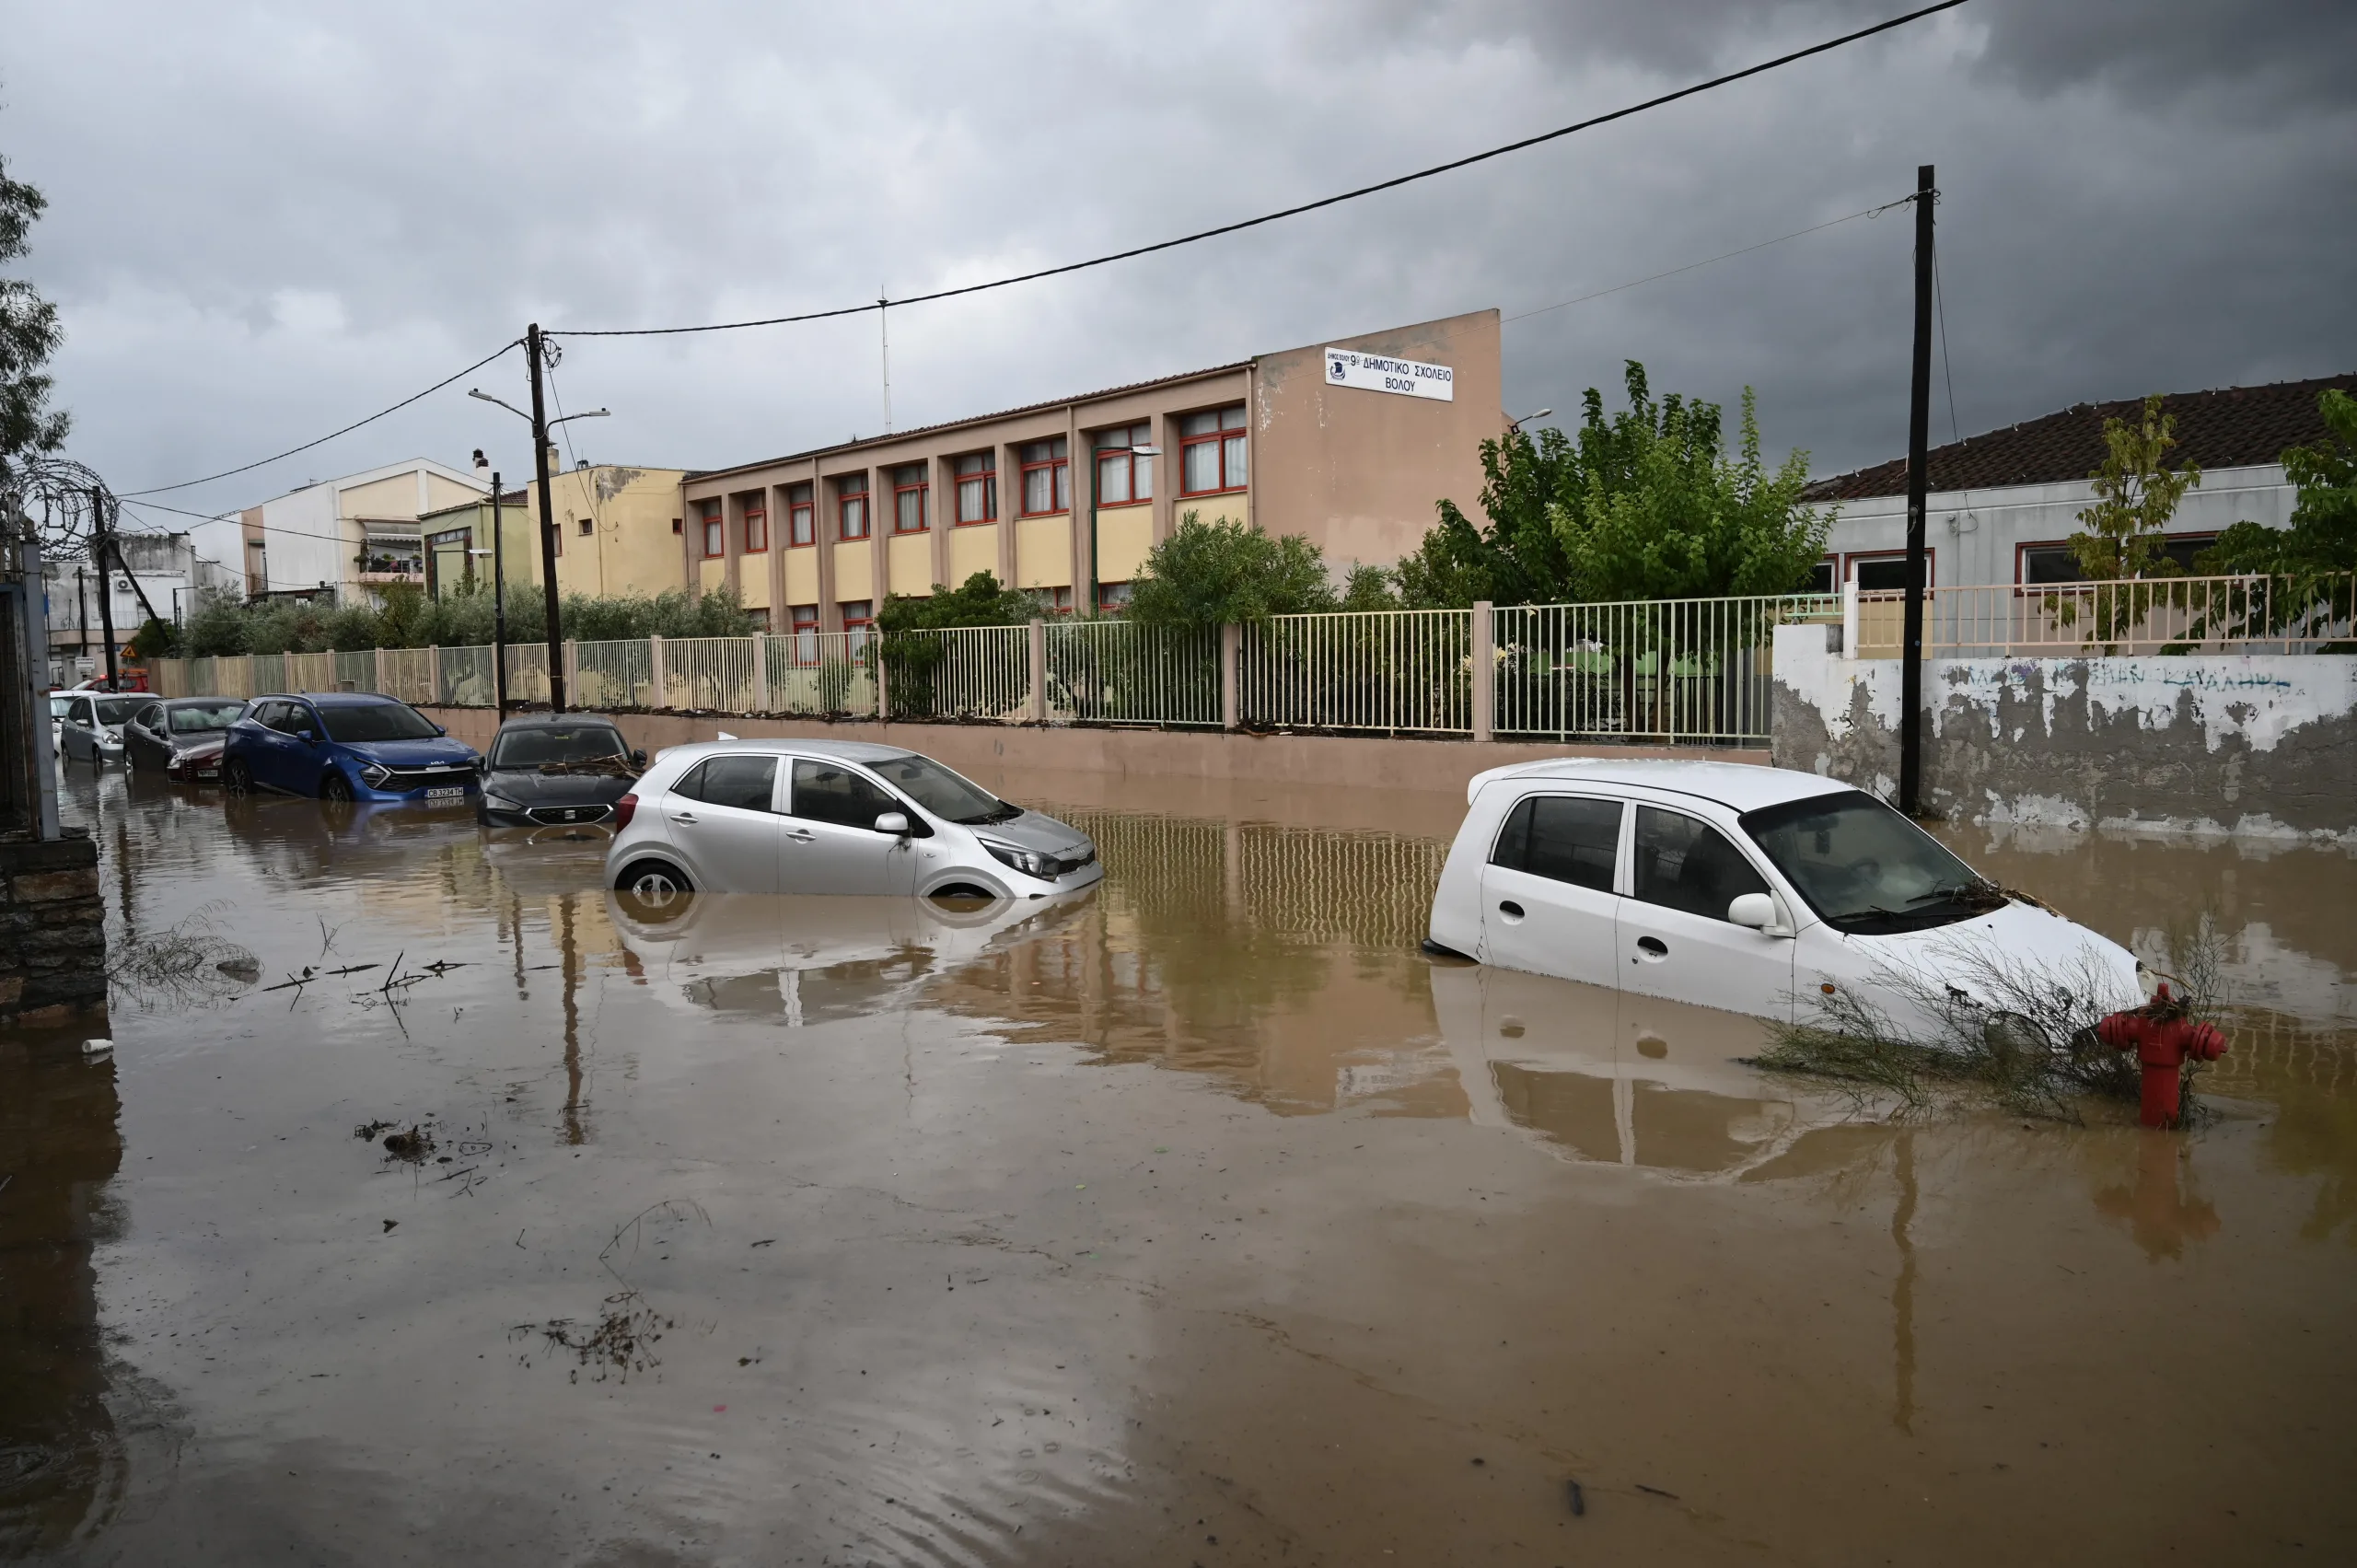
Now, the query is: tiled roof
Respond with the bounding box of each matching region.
[1804,372,2354,503]
[687,359,1254,485]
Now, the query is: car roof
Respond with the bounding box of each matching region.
[655,737,917,765]
[1467,758,1854,814]
[495,713,624,729]
[159,695,247,706]
[259,691,404,705]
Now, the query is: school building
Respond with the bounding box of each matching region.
[679,308,1504,635]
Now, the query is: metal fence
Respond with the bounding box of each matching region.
[1240,610,1472,735]
[1048,621,1219,726]
[885,624,1030,721]
[767,632,878,718]
[1495,595,1831,743]
[1853,573,2357,656]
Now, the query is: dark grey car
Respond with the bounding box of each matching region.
[477,714,646,830]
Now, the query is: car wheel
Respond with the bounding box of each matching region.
[320,771,355,805]
[222,759,253,796]
[616,859,692,902]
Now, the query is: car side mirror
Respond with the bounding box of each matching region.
[433,723,447,736]
[1727,893,1788,935]
[631,749,648,767]
[874,811,910,836]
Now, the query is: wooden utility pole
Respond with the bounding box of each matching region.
[490,470,508,714]
[527,323,566,711]
[1899,164,1934,817]
[91,487,119,690]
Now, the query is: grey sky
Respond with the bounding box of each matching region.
[4,0,2351,528]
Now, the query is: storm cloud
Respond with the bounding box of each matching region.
[4,0,2351,525]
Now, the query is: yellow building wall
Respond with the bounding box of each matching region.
[1016,514,1073,589]
[528,466,690,601]
[342,473,428,519]
[697,557,726,596]
[422,473,482,513]
[1094,503,1153,584]
[784,549,820,606]
[832,541,875,603]
[887,534,934,597]
[948,524,1001,585]
[739,557,772,610]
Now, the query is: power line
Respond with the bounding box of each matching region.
[117,494,467,551]
[122,338,523,498]
[1503,197,1915,324]
[554,1,1971,341]
[1933,245,1962,446]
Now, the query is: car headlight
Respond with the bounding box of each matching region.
[358,762,391,787]
[481,791,520,812]
[981,841,1057,878]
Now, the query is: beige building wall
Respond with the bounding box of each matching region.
[1252,308,1501,569]
[525,465,690,602]
[677,308,1504,630]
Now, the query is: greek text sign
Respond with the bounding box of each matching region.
[1324,347,1454,401]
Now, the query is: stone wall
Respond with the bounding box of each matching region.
[0,830,107,1023]
[1770,622,2357,841]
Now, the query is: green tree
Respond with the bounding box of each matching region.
[2068,392,2201,579]
[877,571,1041,633]
[1393,424,1582,608]
[0,152,68,475]
[1550,373,1828,602]
[2199,387,2357,641]
[125,615,180,660]
[1128,511,1336,631]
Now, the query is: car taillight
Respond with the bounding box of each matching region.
[613,793,638,829]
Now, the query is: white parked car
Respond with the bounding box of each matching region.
[604,738,1103,901]
[1426,759,2143,1030]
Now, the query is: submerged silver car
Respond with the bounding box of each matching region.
[603,738,1102,901]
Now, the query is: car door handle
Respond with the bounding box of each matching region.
[1636,935,1669,960]
[782,829,814,843]
[1497,900,1525,922]
[668,810,698,823]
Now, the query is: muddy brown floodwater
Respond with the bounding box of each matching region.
[4,761,2354,1564]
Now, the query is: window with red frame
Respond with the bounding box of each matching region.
[840,598,874,654]
[1044,586,1074,616]
[1019,437,1070,516]
[742,495,768,553]
[697,498,724,558]
[836,474,870,540]
[1094,423,1153,505]
[1097,580,1133,613]
[1179,405,1247,495]
[786,482,815,547]
[890,463,928,533]
[790,603,819,664]
[954,453,996,524]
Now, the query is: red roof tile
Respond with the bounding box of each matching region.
[1804,372,2354,503]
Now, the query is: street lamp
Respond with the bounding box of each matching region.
[1086,443,1160,618]
[470,389,609,711]
[1509,408,1554,430]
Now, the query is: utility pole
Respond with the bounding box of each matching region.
[1899,164,1934,818]
[91,487,119,690]
[491,470,508,714]
[527,323,566,711]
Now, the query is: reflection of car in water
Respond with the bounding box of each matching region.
[1429,960,1826,1179]
[1428,759,2143,1033]
[608,889,1092,1024]
[216,791,482,882]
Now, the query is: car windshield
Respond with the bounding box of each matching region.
[93,696,144,725]
[50,695,71,717]
[318,702,441,743]
[168,702,247,735]
[1740,789,1987,935]
[863,754,1016,824]
[490,725,630,769]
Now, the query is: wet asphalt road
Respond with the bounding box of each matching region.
[3,761,2354,1564]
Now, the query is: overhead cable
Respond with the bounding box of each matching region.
[122,338,523,498]
[552,1,1969,341]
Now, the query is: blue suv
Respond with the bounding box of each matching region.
[221,692,482,804]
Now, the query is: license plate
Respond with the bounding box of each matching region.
[424,787,468,800]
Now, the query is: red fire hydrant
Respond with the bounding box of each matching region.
[2096,983,2227,1128]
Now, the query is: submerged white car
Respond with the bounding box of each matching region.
[1426,760,2143,1029]
[604,738,1103,901]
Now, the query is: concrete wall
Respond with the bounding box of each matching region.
[1771,621,2357,841]
[526,465,689,602]
[0,831,105,1023]
[419,705,1765,797]
[1252,308,1502,571]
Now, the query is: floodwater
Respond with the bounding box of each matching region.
[4,762,2354,1565]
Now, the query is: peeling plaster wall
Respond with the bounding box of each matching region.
[1771,622,2357,842]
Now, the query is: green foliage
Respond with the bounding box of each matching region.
[2203,388,2357,578]
[0,153,69,471]
[1128,511,1337,631]
[2068,392,2201,579]
[1393,362,1825,608]
[125,615,180,660]
[877,572,1041,633]
[1550,366,1829,603]
[169,583,755,657]
[1393,425,1581,608]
